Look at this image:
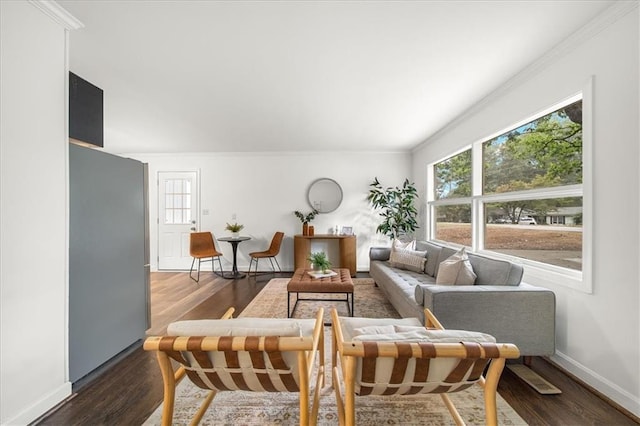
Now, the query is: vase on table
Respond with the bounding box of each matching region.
[303,223,309,236]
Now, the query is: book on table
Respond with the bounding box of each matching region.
[307,270,338,279]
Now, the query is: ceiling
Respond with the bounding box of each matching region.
[59,1,614,154]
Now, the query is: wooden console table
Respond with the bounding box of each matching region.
[294,234,356,277]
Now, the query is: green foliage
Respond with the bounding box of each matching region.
[294,209,318,224]
[225,222,244,232]
[435,150,472,200]
[431,101,584,223]
[484,100,583,195]
[307,251,331,272]
[506,106,582,184]
[437,204,471,223]
[367,177,419,240]
[573,212,583,225]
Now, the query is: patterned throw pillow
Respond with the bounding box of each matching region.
[389,247,427,273]
[435,247,477,285]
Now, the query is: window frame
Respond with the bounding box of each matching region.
[426,78,593,293]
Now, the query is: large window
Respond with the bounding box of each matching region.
[428,92,590,290]
[434,150,472,245]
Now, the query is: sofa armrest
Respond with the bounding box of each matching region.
[416,283,556,356]
[369,247,391,261]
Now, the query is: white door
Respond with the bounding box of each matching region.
[158,171,199,270]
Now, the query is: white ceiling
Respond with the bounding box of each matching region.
[59,0,614,154]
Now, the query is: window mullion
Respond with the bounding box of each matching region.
[472,138,484,250]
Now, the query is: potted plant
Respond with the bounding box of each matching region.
[367,177,419,240]
[294,209,318,236]
[225,222,244,238]
[307,251,331,273]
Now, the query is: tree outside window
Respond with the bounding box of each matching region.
[430,99,583,271]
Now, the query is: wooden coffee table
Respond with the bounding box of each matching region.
[287,268,354,321]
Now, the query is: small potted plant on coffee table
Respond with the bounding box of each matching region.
[307,251,332,274]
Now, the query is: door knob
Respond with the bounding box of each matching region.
[190,227,196,231]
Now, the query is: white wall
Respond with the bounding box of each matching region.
[129,152,411,273]
[0,2,72,424]
[412,5,639,416]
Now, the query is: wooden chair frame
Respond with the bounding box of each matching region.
[331,308,520,426]
[144,307,325,426]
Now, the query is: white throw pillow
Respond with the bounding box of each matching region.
[392,239,415,251]
[435,247,477,285]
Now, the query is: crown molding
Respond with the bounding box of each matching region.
[28,0,84,30]
[412,1,639,154]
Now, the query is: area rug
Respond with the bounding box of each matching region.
[242,278,401,324]
[143,278,527,425]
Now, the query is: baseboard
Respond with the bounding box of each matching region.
[550,352,640,419]
[2,381,72,426]
[72,339,142,392]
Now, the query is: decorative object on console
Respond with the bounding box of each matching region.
[367,177,419,240]
[307,251,331,273]
[339,226,353,235]
[294,209,318,236]
[307,177,343,213]
[225,222,244,238]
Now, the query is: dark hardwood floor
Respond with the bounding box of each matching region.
[34,271,638,425]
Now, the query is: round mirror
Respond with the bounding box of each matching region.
[307,178,343,213]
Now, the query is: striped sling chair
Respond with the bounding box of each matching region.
[330,308,520,426]
[144,307,325,426]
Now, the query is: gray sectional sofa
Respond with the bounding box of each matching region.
[369,240,556,356]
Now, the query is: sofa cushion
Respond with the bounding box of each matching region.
[467,253,524,286]
[338,316,423,341]
[436,248,477,285]
[167,318,316,336]
[347,322,496,343]
[434,246,457,277]
[416,241,439,277]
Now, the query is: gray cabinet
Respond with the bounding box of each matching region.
[69,144,149,383]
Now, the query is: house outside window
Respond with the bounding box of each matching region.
[428,94,588,282]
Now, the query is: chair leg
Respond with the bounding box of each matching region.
[192,390,217,425]
[483,358,506,426]
[343,356,357,426]
[189,257,199,282]
[440,394,465,426]
[155,352,177,426]
[273,256,281,272]
[214,256,224,277]
[333,365,346,426]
